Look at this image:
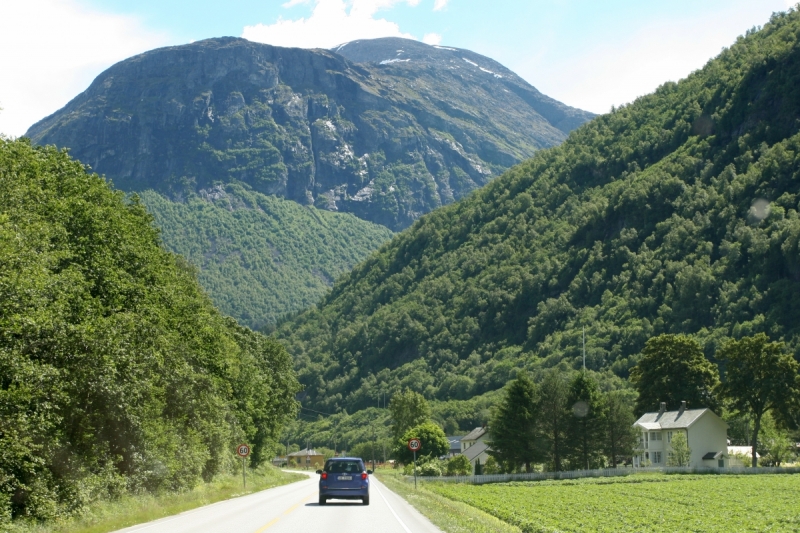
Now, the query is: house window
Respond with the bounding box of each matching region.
[667,431,673,443]
[650,432,662,441]
[653,452,662,464]
[718,459,724,468]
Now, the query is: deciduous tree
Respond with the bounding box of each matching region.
[630,334,721,416]
[716,334,800,467]
[393,422,449,463]
[389,388,431,439]
[667,432,691,466]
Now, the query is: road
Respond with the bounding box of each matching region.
[114,472,442,533]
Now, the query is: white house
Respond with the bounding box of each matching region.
[633,402,729,468]
[727,445,759,467]
[461,426,491,474]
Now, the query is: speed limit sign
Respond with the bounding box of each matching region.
[237,443,251,457]
[407,438,421,452]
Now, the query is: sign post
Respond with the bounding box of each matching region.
[407,438,421,490]
[237,444,251,489]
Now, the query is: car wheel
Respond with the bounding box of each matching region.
[362,496,369,506]
[319,496,326,505]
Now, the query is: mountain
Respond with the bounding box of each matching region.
[277,10,800,417]
[0,138,298,521]
[25,37,592,230]
[139,184,392,330]
[24,37,592,328]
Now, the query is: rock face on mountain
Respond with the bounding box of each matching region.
[27,37,592,230]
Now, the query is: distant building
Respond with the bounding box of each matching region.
[445,436,463,458]
[727,445,759,467]
[287,448,325,469]
[633,402,729,468]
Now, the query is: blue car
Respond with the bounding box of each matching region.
[317,457,371,505]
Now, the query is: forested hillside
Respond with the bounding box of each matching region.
[279,10,800,415]
[140,186,392,329]
[0,139,298,522]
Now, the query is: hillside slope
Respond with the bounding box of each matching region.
[139,185,392,330]
[278,11,800,413]
[26,37,592,230]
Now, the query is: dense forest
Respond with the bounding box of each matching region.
[0,139,299,523]
[278,10,800,419]
[140,185,393,330]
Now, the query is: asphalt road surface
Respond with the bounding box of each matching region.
[114,472,442,533]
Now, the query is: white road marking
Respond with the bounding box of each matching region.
[374,483,414,533]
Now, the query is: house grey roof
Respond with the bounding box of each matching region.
[703,451,726,460]
[462,426,487,442]
[464,440,490,461]
[447,436,463,451]
[633,408,710,430]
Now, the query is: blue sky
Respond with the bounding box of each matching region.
[0,0,791,136]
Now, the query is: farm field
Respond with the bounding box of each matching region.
[426,474,800,532]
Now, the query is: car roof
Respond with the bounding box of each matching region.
[326,457,363,461]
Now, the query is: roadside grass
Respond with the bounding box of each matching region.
[424,472,800,532]
[374,469,521,533]
[7,466,306,533]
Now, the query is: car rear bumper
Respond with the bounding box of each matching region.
[319,488,369,499]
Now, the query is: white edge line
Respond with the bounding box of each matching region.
[374,483,414,533]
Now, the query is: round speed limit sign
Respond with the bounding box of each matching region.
[236,444,251,457]
[407,438,421,452]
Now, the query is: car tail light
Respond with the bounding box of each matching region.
[321,472,327,480]
[362,472,368,480]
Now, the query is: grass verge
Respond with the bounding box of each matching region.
[374,470,521,533]
[8,466,306,533]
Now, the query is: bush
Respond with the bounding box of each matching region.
[446,455,472,476]
[418,461,443,477]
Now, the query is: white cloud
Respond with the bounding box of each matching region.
[422,32,442,45]
[0,0,170,137]
[514,2,786,114]
[242,0,422,49]
[433,0,449,11]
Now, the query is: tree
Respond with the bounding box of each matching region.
[483,456,502,474]
[667,432,691,466]
[717,334,800,467]
[539,369,571,472]
[389,388,431,440]
[602,389,639,468]
[630,334,721,416]
[565,372,605,470]
[489,373,543,473]
[393,422,449,464]
[445,455,471,476]
[758,413,795,467]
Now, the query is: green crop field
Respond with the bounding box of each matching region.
[426,474,800,532]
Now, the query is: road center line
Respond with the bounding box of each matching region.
[253,493,313,533]
[374,483,414,533]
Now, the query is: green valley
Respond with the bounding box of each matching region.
[139,185,393,330]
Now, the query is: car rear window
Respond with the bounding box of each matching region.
[324,460,363,473]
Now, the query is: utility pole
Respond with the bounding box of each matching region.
[582,326,586,371]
